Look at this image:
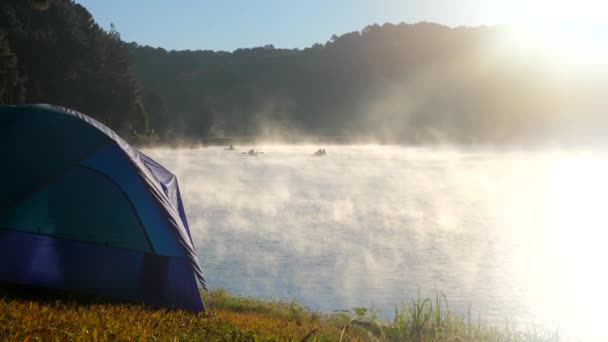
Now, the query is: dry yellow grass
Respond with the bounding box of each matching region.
[0,288,561,341]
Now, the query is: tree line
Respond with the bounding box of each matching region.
[2,0,605,144]
[131,23,606,144]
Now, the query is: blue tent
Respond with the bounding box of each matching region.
[0,104,206,312]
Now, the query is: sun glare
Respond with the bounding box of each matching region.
[505,0,608,66]
[542,155,608,339]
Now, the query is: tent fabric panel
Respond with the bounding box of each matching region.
[0,106,110,211]
[81,144,185,257]
[138,151,193,238]
[0,230,204,312]
[0,165,152,253]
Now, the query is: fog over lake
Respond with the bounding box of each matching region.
[146,145,608,340]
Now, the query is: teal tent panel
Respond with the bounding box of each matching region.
[0,166,152,253]
[81,144,185,257]
[0,106,110,210]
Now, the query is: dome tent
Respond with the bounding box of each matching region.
[0,104,205,312]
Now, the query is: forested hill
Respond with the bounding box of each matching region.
[130,23,604,144]
[0,0,146,138]
[132,25,523,143]
[1,1,606,144]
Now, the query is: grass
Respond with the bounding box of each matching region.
[0,288,563,341]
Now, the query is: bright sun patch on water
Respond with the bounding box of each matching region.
[542,156,608,340]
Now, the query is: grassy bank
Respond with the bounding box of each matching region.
[0,289,561,341]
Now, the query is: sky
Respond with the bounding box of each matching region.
[77,0,608,53]
[76,0,526,51]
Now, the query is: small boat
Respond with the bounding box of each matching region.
[241,149,264,156]
[225,144,237,151]
[314,148,327,156]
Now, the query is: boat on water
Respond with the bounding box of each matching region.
[242,149,263,156]
[314,148,327,156]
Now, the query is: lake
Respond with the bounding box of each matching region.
[146,145,608,340]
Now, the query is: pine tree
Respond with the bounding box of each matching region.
[0,30,24,103]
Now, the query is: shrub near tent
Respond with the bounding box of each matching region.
[0,104,206,311]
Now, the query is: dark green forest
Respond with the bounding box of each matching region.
[2,0,606,144]
[0,0,146,138]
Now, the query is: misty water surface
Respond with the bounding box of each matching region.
[146,145,608,340]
